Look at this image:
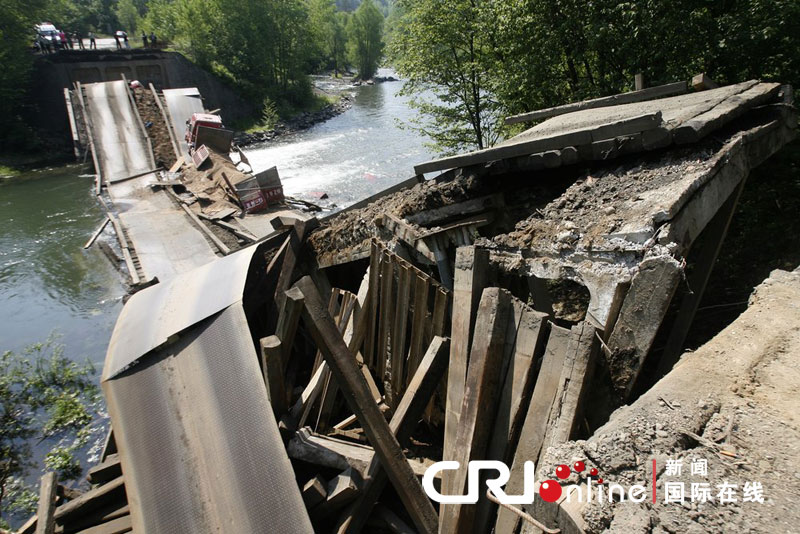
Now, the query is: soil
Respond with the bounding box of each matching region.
[308,172,492,264]
[535,267,800,534]
[131,87,176,169]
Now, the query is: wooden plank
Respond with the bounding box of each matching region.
[261,335,288,416]
[364,241,381,368]
[54,476,125,524]
[405,194,503,227]
[431,287,448,337]
[377,251,394,387]
[287,428,433,479]
[36,472,57,534]
[379,214,435,261]
[474,302,549,534]
[295,276,439,534]
[72,514,131,534]
[83,217,110,249]
[292,363,328,427]
[442,246,489,498]
[406,274,429,382]
[440,288,513,534]
[302,476,328,510]
[504,81,688,124]
[691,73,719,91]
[415,112,662,174]
[539,322,598,459]
[335,337,450,534]
[390,262,412,401]
[494,324,571,534]
[318,293,359,431]
[87,454,121,486]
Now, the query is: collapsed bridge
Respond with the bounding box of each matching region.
[21,76,797,534]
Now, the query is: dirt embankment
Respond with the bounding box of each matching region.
[537,267,800,534]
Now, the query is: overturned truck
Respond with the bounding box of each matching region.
[23,78,797,534]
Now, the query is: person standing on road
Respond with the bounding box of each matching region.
[142,32,148,48]
[58,30,66,50]
[64,32,72,49]
[149,32,157,48]
[88,31,96,49]
[76,31,84,50]
[123,33,130,49]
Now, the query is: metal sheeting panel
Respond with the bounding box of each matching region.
[103,305,313,534]
[163,88,204,158]
[85,81,155,183]
[103,244,262,380]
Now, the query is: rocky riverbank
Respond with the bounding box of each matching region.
[234,95,353,147]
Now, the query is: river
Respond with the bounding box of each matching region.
[0,71,434,364]
[244,69,438,209]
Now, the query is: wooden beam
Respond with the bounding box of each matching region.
[295,276,438,534]
[54,476,125,524]
[83,217,110,249]
[313,468,362,518]
[87,454,121,486]
[691,73,719,91]
[377,251,394,388]
[35,472,57,534]
[364,241,381,368]
[335,337,450,533]
[442,246,489,497]
[276,286,305,375]
[440,288,513,534]
[405,194,504,227]
[504,81,687,124]
[493,324,570,534]
[71,513,132,534]
[275,218,319,311]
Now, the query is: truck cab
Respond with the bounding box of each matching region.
[185,113,223,148]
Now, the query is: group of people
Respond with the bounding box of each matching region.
[113,31,158,50]
[38,30,97,53]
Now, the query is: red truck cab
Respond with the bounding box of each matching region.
[185,113,223,147]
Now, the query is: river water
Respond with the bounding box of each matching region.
[0,166,125,363]
[245,70,438,209]
[0,72,434,363]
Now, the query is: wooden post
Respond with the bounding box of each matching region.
[261,335,288,416]
[407,274,430,381]
[377,251,395,392]
[440,288,513,534]
[335,336,450,534]
[302,476,328,510]
[364,241,382,368]
[295,276,438,534]
[35,472,58,534]
[276,287,305,372]
[442,246,489,498]
[635,73,645,91]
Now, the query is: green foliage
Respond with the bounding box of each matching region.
[0,337,101,527]
[391,0,800,154]
[115,0,141,33]
[348,0,383,79]
[390,0,502,152]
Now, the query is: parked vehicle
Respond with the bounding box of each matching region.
[34,23,62,51]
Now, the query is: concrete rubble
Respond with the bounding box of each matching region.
[20,75,798,534]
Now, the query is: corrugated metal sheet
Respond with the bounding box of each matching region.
[103,304,313,533]
[103,244,262,380]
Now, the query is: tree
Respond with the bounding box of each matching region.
[115,0,141,33]
[347,0,383,79]
[389,0,501,152]
[0,338,101,529]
